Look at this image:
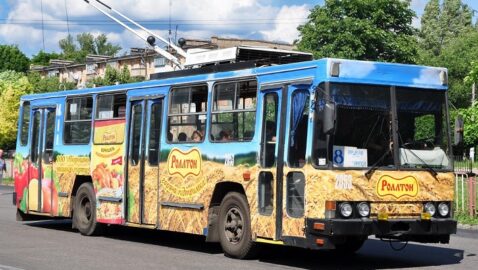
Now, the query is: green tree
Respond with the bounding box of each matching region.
[31,51,62,66]
[0,71,33,149]
[87,65,142,87]
[0,45,30,72]
[27,72,76,93]
[296,0,418,63]
[419,0,473,56]
[422,31,478,108]
[59,33,121,63]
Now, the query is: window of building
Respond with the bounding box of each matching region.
[168,85,207,143]
[20,102,30,146]
[64,96,93,144]
[211,80,257,142]
[154,57,166,68]
[86,63,97,75]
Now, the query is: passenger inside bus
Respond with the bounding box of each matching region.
[178,132,187,142]
[218,130,232,141]
[192,130,203,142]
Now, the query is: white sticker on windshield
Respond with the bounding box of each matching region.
[333,146,368,168]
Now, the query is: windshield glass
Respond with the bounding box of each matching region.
[396,88,451,169]
[312,83,452,171]
[330,83,393,168]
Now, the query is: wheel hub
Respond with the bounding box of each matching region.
[224,207,244,244]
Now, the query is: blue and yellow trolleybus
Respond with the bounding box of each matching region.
[14,58,456,258]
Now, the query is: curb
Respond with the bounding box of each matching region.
[457,223,478,230]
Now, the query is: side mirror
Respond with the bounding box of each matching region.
[454,115,464,146]
[323,102,336,134]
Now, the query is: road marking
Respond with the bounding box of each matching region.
[0,265,25,270]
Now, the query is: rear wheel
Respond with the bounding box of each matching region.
[218,192,258,259]
[73,183,103,236]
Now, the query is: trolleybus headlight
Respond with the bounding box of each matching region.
[339,202,353,218]
[357,202,370,217]
[438,202,450,217]
[424,202,436,217]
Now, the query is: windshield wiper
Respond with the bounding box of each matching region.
[401,146,438,179]
[365,148,391,179]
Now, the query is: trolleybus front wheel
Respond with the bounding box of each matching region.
[73,182,104,236]
[218,192,258,259]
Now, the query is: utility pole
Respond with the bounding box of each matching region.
[473,82,476,106]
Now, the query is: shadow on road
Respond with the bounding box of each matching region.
[25,220,464,269]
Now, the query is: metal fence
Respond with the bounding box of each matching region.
[454,156,477,217]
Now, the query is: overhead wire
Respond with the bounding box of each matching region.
[64,0,70,36]
[40,0,45,50]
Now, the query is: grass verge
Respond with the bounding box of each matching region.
[0,177,13,186]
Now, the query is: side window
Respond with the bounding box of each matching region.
[168,85,207,143]
[211,80,257,142]
[148,102,162,165]
[43,110,56,164]
[94,93,126,145]
[258,172,274,215]
[96,94,127,120]
[288,90,309,168]
[130,104,143,166]
[312,85,328,167]
[20,101,30,146]
[261,93,278,168]
[64,97,93,144]
[31,111,41,162]
[286,172,305,218]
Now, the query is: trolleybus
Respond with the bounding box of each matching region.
[14,58,457,258]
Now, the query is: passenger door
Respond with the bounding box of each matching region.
[256,88,287,239]
[28,107,56,214]
[126,97,163,225]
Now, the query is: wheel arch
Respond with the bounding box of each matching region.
[205,181,247,242]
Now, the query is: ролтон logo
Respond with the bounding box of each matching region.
[376,175,418,199]
[167,148,202,177]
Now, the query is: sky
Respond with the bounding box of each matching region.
[0,0,477,58]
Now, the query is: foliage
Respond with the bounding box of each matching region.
[420,31,478,108]
[27,72,76,93]
[452,105,478,148]
[0,71,33,149]
[464,61,478,86]
[419,0,473,56]
[417,0,476,108]
[30,51,61,66]
[59,33,121,63]
[86,65,143,87]
[296,0,418,63]
[0,45,30,73]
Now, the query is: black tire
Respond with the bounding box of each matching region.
[73,183,104,236]
[218,192,258,259]
[334,236,366,254]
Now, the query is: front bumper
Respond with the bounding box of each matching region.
[302,218,457,249]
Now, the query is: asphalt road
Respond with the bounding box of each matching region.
[1,185,478,270]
